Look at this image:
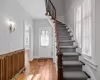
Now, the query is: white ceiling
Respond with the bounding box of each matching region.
[16,0,46,19]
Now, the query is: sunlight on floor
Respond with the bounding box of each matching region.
[16,58,57,80]
[26,74,41,80]
[25,50,30,78]
[33,74,41,80]
[26,75,33,80]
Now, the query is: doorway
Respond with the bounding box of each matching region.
[39,27,53,58]
[24,21,33,76]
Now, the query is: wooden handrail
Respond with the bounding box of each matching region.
[45,0,63,80]
[45,0,56,19]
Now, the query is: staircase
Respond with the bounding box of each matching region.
[57,21,90,80]
[45,0,90,79]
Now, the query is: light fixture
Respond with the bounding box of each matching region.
[9,19,15,32]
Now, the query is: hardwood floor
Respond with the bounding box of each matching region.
[16,59,57,80]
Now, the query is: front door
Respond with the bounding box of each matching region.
[39,27,53,58]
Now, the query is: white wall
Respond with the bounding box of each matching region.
[0,0,34,59]
[94,0,100,79]
[64,0,100,80]
[16,0,46,19]
[64,0,82,30]
[50,0,65,23]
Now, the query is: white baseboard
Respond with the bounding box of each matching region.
[33,56,40,59]
[33,56,53,59]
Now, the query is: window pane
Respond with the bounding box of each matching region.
[25,32,29,46]
[76,6,81,23]
[82,0,92,56]
[76,6,82,48]
[41,30,49,46]
[76,22,81,48]
[83,0,91,18]
[25,25,30,46]
[25,25,29,31]
[82,17,92,56]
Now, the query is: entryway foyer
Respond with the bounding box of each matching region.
[0,0,100,80]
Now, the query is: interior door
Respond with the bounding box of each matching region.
[24,21,33,60]
[24,22,31,76]
[39,27,53,58]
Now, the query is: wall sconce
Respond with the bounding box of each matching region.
[9,19,15,32]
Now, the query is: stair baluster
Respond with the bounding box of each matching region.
[45,0,63,80]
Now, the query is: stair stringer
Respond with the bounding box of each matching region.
[66,23,82,54]
[66,24,97,80]
[57,21,91,80]
[79,56,97,80]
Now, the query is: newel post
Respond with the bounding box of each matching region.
[57,51,63,80]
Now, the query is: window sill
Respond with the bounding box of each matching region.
[82,55,98,70]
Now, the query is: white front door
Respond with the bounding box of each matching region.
[39,27,53,58]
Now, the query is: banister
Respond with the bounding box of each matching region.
[45,0,63,80]
[49,0,56,11]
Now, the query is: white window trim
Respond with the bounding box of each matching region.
[74,5,83,53]
[76,5,82,48]
[24,21,32,49]
[81,0,97,69]
[82,55,98,70]
[82,0,92,57]
[82,0,96,69]
[82,0,96,59]
[73,0,97,70]
[74,0,96,60]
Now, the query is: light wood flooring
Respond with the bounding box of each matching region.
[16,59,57,80]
